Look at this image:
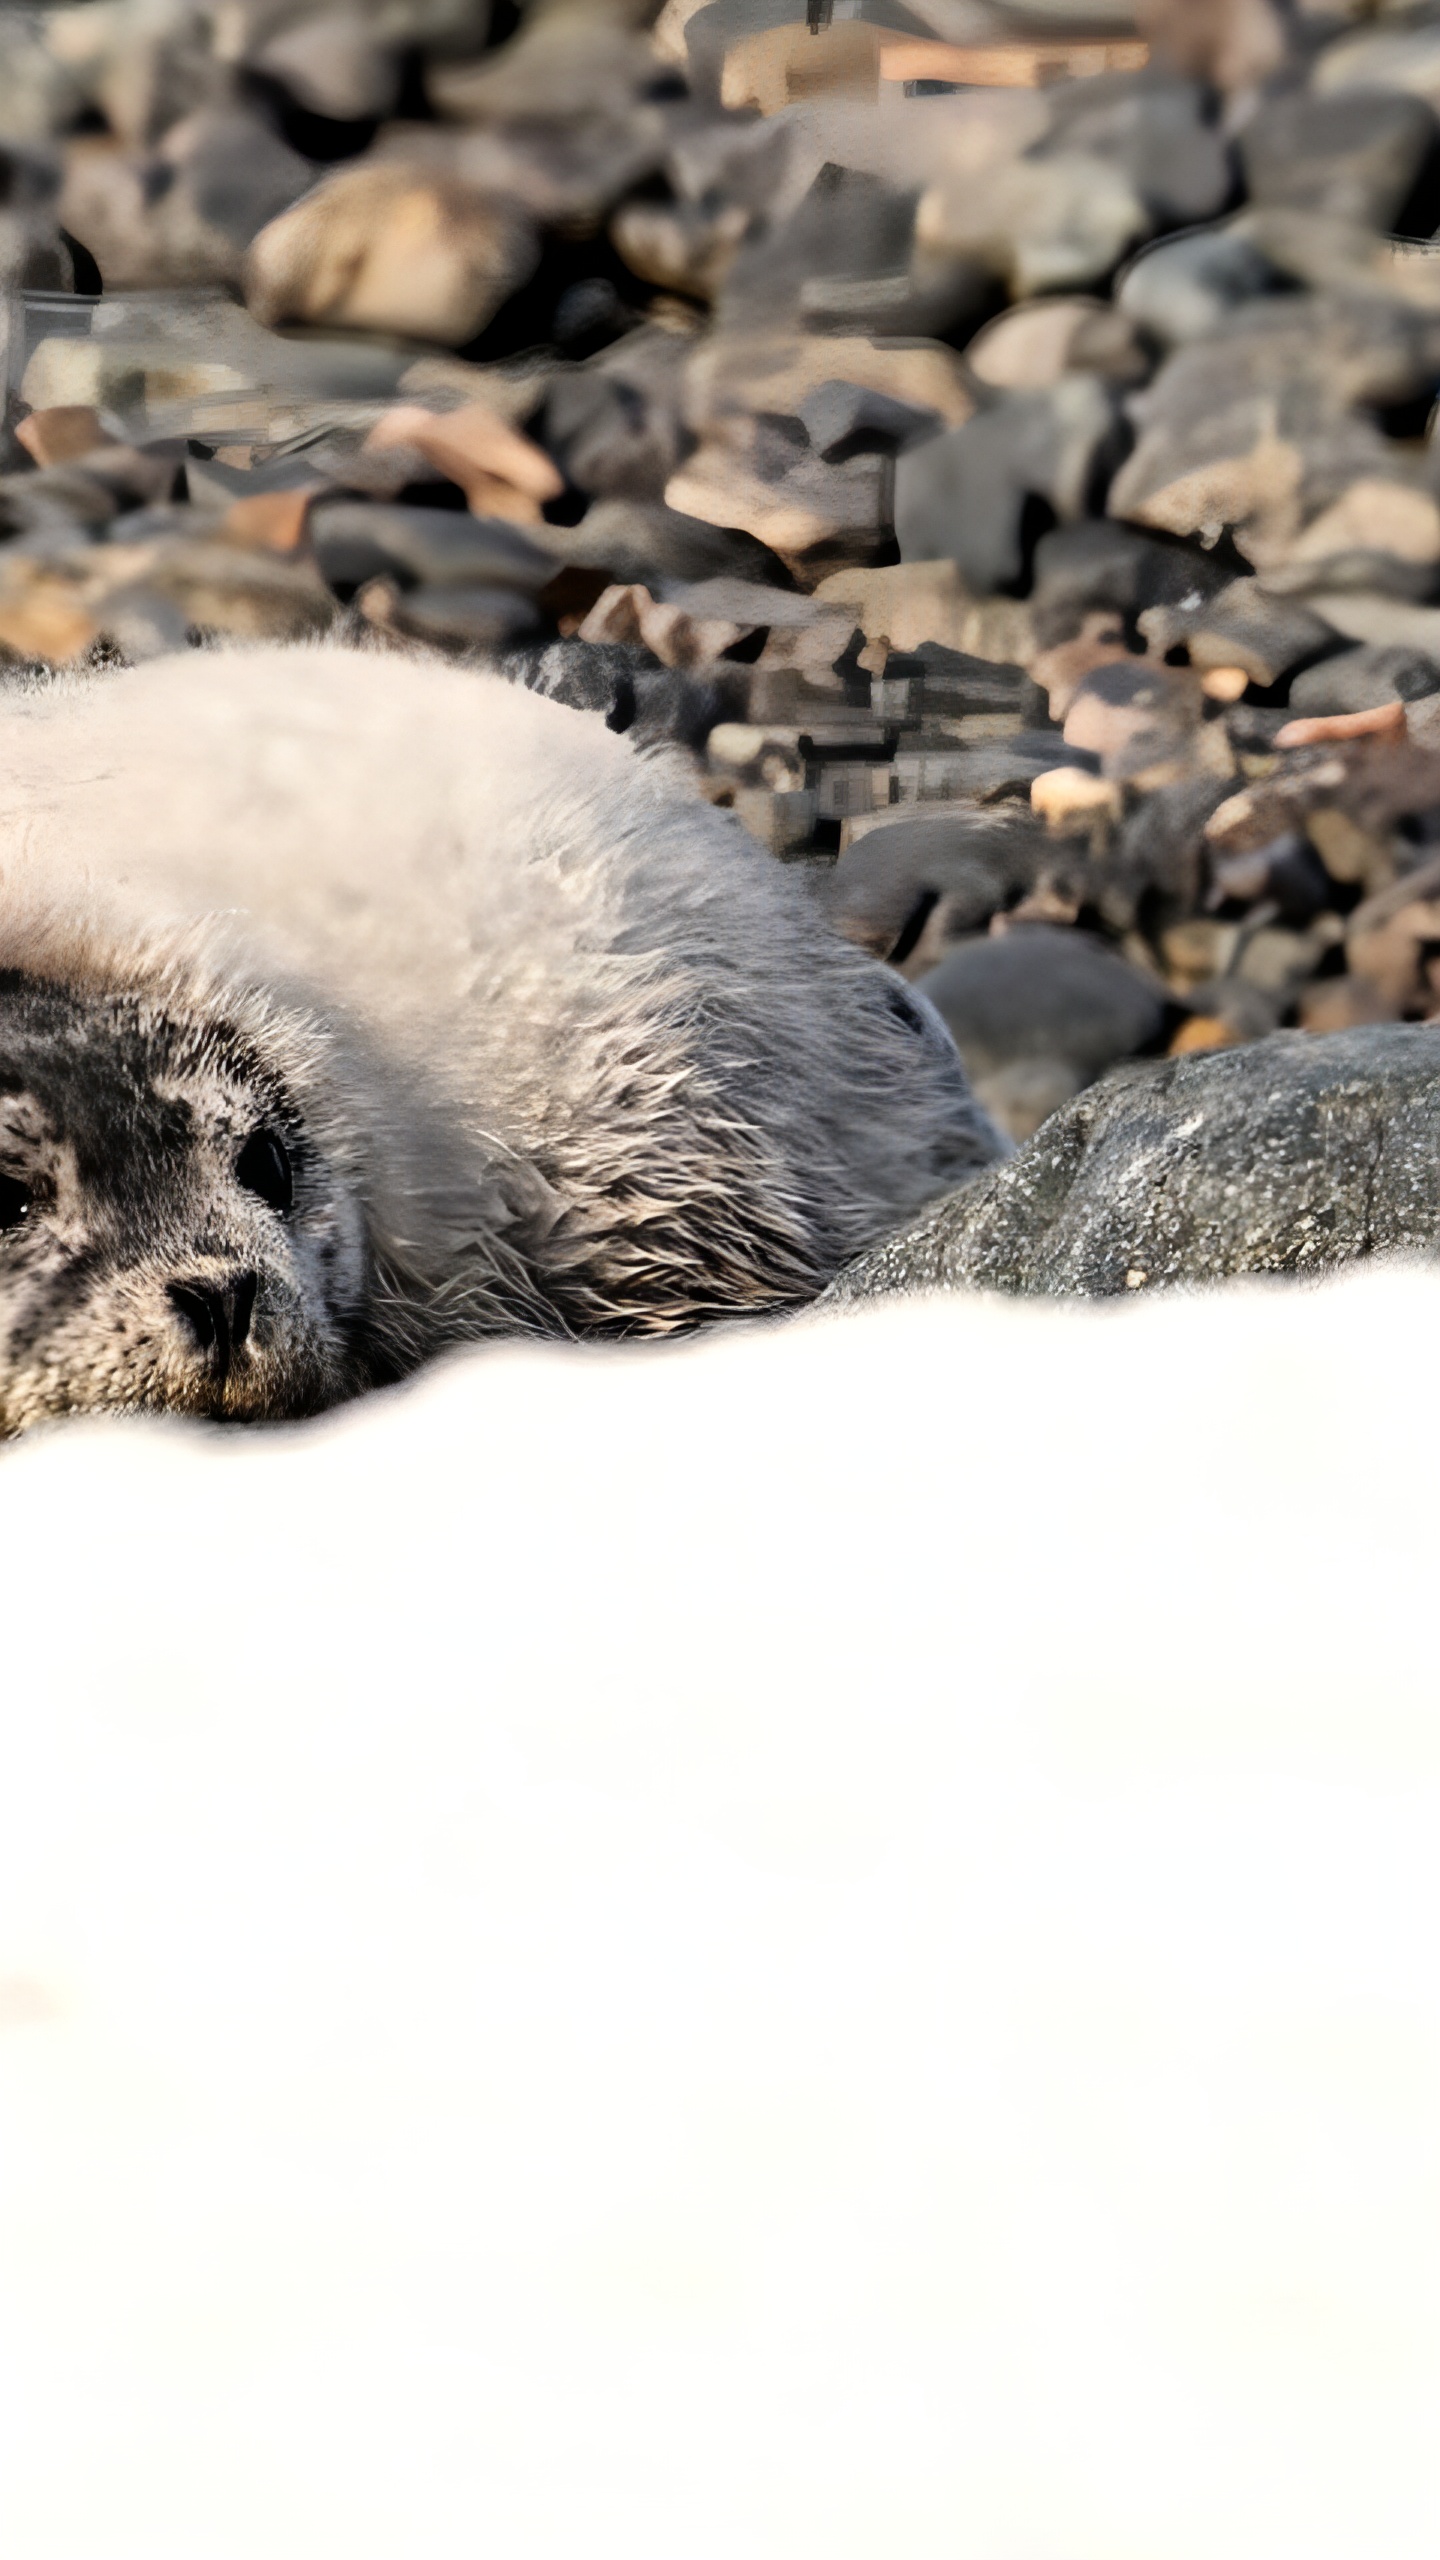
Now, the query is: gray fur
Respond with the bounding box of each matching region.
[0,644,1001,1427]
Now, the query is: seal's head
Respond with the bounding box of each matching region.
[0,974,372,1430]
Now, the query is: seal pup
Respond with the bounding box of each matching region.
[0,645,1002,1427]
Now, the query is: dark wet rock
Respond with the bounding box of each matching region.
[827,807,1055,963]
[310,500,554,594]
[826,1026,1440,1303]
[914,922,1171,1139]
[1138,578,1336,690]
[1031,520,1229,649]
[542,324,692,503]
[896,379,1123,594]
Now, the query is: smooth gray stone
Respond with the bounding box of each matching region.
[1287,645,1440,716]
[825,1027,1440,1303]
[310,502,555,593]
[917,924,1169,1085]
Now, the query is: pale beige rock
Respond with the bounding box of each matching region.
[721,21,883,115]
[1275,702,1408,750]
[1201,666,1250,703]
[576,582,747,670]
[966,297,1146,393]
[244,162,538,345]
[665,427,888,573]
[1031,767,1122,826]
[685,331,973,436]
[364,403,563,522]
[916,151,1148,300]
[814,562,1036,665]
[1139,0,1286,93]
[611,199,749,304]
[14,407,112,468]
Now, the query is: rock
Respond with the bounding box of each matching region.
[610,197,749,303]
[914,922,1170,1138]
[827,807,1055,963]
[14,407,112,468]
[357,577,542,650]
[98,536,337,641]
[0,14,84,142]
[576,581,747,669]
[1038,70,1231,231]
[535,497,792,594]
[543,325,691,505]
[666,416,891,576]
[914,148,1149,301]
[310,500,554,595]
[1032,766,1122,828]
[1312,22,1440,111]
[824,1026,1440,1303]
[1137,579,1336,690]
[1344,857,1440,1014]
[716,158,970,342]
[895,378,1122,593]
[1109,322,1440,573]
[1139,0,1287,96]
[719,18,886,114]
[1276,702,1408,752]
[59,111,316,292]
[1287,647,1440,719]
[1116,224,1288,348]
[813,563,1036,667]
[1030,519,1229,648]
[243,159,538,343]
[966,296,1149,394]
[364,402,563,521]
[1062,658,1216,780]
[1239,88,1437,232]
[248,10,401,123]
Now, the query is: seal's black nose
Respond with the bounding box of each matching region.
[167,1273,257,1378]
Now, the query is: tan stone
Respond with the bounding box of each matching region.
[244,163,537,345]
[879,36,1151,87]
[611,200,748,304]
[221,490,317,555]
[1030,767,1122,827]
[1169,1014,1246,1055]
[364,403,563,522]
[14,408,111,468]
[1276,701,1408,750]
[915,152,1148,300]
[685,331,972,437]
[812,563,1035,667]
[1297,977,1399,1035]
[0,563,98,666]
[1201,666,1251,704]
[1139,0,1286,93]
[720,21,882,115]
[576,582,747,670]
[1346,859,1440,1010]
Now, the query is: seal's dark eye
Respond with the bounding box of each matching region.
[0,1174,30,1232]
[235,1129,293,1217]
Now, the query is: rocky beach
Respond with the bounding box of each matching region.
[6,0,1440,1284]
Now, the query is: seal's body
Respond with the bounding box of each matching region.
[0,645,1001,1426]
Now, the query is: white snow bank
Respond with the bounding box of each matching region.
[2,1266,1439,2560]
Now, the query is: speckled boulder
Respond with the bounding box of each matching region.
[826,1025,1440,1303]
